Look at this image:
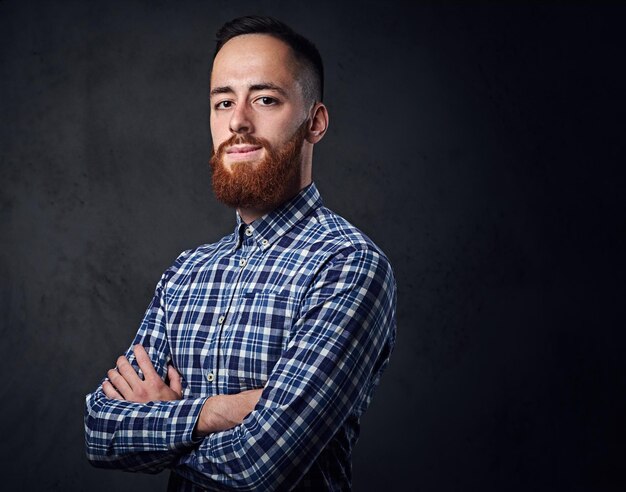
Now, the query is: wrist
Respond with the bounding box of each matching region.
[193,397,212,438]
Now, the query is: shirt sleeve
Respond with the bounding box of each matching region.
[84,256,207,473]
[171,246,397,491]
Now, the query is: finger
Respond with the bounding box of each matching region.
[102,380,123,400]
[242,388,264,398]
[238,388,263,415]
[133,344,159,380]
[249,389,264,409]
[107,367,132,398]
[167,364,182,397]
[116,356,142,390]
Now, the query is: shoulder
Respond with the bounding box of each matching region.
[307,206,391,264]
[295,206,395,287]
[160,231,236,285]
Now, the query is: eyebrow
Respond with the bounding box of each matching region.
[209,82,288,98]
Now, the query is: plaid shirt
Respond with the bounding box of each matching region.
[85,183,396,491]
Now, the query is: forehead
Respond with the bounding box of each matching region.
[211,34,298,90]
[211,34,299,90]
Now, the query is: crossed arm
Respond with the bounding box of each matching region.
[103,344,262,436]
[85,247,395,489]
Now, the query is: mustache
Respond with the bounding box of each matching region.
[212,119,310,158]
[213,133,269,158]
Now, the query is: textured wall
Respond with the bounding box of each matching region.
[1,1,624,491]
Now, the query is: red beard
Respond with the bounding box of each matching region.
[210,122,308,212]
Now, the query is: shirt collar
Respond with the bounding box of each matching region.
[233,183,322,251]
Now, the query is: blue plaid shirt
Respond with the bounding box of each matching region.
[85,183,396,491]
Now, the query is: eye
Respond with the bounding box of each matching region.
[256,96,278,106]
[214,100,233,110]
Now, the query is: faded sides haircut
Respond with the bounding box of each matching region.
[214,15,324,105]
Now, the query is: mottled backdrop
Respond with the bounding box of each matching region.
[1,1,624,491]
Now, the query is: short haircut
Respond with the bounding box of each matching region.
[214,16,324,104]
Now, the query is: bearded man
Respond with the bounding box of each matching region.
[85,16,396,491]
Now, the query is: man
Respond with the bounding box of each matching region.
[85,16,396,491]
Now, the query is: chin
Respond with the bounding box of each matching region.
[225,159,261,171]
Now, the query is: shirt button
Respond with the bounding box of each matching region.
[245,226,253,236]
[206,372,215,382]
[261,239,269,247]
[218,315,225,324]
[239,258,246,267]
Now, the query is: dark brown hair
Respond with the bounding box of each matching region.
[214,16,324,103]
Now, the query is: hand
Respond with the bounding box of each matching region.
[194,388,263,437]
[103,344,183,403]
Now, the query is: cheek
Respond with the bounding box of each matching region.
[210,115,227,148]
[210,131,228,154]
[277,114,307,143]
[260,125,293,149]
[211,135,222,153]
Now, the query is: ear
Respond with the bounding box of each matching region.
[305,102,329,144]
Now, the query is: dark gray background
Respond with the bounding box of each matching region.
[1,1,624,491]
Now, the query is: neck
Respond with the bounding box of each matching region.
[237,206,270,225]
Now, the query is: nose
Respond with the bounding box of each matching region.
[229,102,253,135]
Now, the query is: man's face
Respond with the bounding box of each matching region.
[209,34,310,211]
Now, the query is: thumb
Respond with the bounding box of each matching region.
[167,364,183,398]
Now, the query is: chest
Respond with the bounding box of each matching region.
[164,241,322,396]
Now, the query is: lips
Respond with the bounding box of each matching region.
[224,144,264,163]
[226,145,262,155]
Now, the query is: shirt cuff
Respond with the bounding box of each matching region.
[159,396,209,451]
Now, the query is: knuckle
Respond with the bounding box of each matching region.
[147,378,161,390]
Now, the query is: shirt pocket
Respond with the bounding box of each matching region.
[221,291,295,391]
